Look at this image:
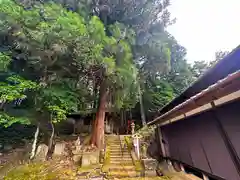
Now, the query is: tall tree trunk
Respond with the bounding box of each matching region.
[92,79,98,109]
[30,124,40,160]
[46,121,55,160]
[138,84,146,126]
[90,81,99,145]
[91,79,108,148]
[120,109,124,127]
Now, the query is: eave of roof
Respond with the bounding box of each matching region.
[158,45,240,115]
[148,70,240,126]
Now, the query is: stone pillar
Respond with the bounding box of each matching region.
[133,134,140,159]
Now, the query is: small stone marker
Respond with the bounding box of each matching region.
[53,142,66,156]
[73,154,82,164]
[81,151,99,167]
[35,144,48,160]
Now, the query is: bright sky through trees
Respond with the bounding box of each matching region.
[167,0,240,62]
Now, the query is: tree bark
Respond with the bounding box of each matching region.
[46,121,55,160]
[90,80,99,144]
[138,83,146,126]
[30,124,40,160]
[91,79,108,149]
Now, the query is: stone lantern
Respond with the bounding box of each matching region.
[132,133,142,159]
[131,121,135,134]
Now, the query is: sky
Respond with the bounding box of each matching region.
[167,0,240,62]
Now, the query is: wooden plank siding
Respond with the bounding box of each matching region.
[160,100,240,180]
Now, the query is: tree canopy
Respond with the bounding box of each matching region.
[0,0,229,150]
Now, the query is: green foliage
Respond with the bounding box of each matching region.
[0,75,37,103]
[4,163,58,180]
[136,125,156,139]
[143,79,174,113]
[0,0,220,130]
[0,53,37,126]
[124,136,133,151]
[0,53,11,72]
[0,0,91,125]
[191,61,209,79]
[0,0,138,127]
[0,113,30,127]
[38,82,80,123]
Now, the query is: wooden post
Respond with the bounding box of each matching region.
[167,160,175,172]
[167,160,172,166]
[158,126,166,157]
[203,173,209,180]
[180,163,185,172]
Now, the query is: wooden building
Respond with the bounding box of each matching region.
[148,46,240,180]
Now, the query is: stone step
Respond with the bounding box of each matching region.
[110,157,132,160]
[109,149,122,151]
[111,159,132,163]
[109,141,121,147]
[144,170,157,177]
[110,155,132,158]
[109,150,123,153]
[108,143,121,145]
[110,155,131,158]
[109,146,122,149]
[108,164,136,171]
[110,149,128,152]
[109,142,122,145]
[109,151,129,154]
[106,138,120,140]
[109,170,141,177]
[106,135,118,138]
[110,152,129,156]
[110,151,130,154]
[106,140,121,145]
[110,156,132,160]
[110,152,130,156]
[110,154,132,157]
[109,147,122,150]
[110,160,133,164]
[107,142,121,145]
[111,153,131,155]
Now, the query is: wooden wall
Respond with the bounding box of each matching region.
[160,100,240,180]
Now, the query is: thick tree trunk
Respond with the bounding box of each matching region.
[91,79,108,149]
[30,124,40,160]
[138,84,146,126]
[90,82,99,144]
[120,109,124,127]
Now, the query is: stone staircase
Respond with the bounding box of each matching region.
[104,135,142,178]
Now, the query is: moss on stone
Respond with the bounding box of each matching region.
[124,136,133,151]
[104,142,110,165]
[134,160,143,171]
[82,135,91,145]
